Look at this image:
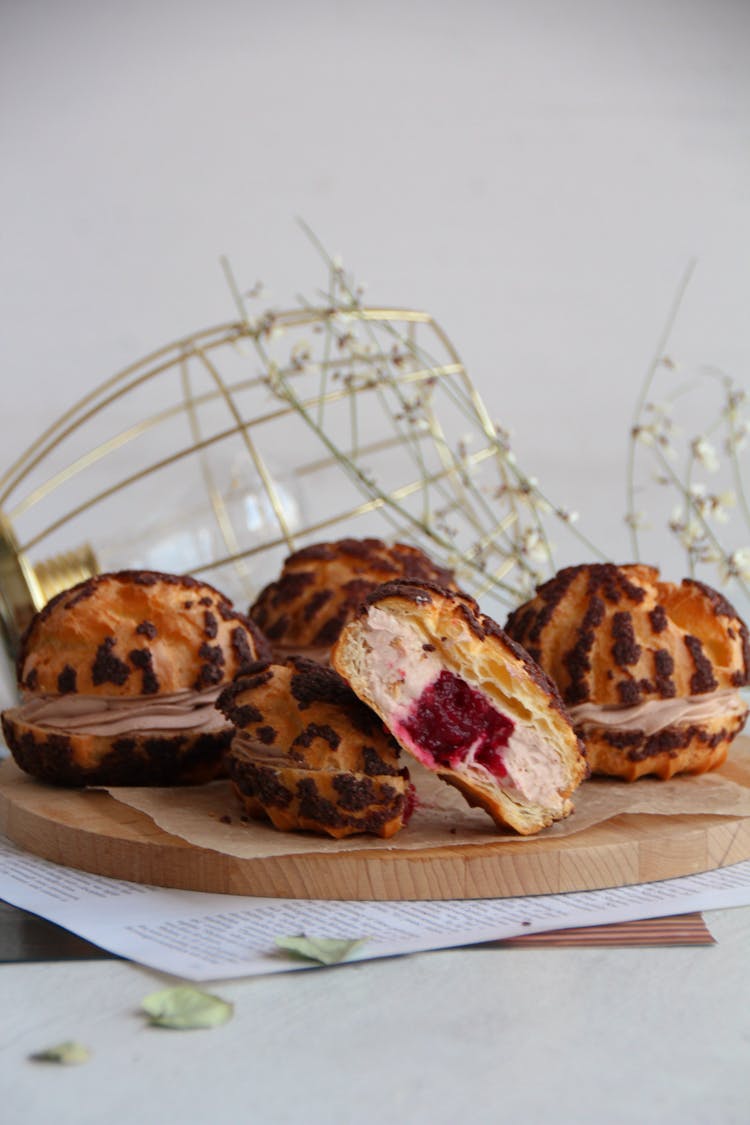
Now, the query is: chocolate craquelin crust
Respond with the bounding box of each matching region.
[611,611,642,668]
[288,659,387,731]
[653,649,677,698]
[228,758,294,808]
[194,642,225,690]
[92,637,131,687]
[1,714,232,787]
[227,753,406,835]
[292,722,341,751]
[361,745,404,777]
[128,647,160,694]
[648,605,668,634]
[617,679,643,706]
[57,665,77,694]
[518,566,580,659]
[684,634,719,695]
[592,722,729,762]
[560,595,605,705]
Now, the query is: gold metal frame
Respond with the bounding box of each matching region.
[0,296,585,684]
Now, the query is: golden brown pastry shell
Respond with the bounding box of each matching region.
[217,658,407,772]
[218,658,412,839]
[227,745,410,840]
[505,563,749,709]
[579,705,748,782]
[16,570,270,698]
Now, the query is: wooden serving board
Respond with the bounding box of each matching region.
[2,743,750,901]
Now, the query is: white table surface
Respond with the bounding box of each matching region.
[3,903,750,1125]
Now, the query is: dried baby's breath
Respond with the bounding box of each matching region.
[225,235,746,615]
[626,263,749,606]
[219,227,605,611]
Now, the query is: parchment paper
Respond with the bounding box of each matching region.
[104,742,750,859]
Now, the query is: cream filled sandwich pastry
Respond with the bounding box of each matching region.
[2,570,270,786]
[217,656,414,839]
[332,580,586,835]
[505,562,749,781]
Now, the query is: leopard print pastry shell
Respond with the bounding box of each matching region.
[505,562,750,781]
[1,570,271,786]
[216,657,415,839]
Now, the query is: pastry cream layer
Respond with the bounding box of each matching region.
[359,607,567,809]
[18,687,228,736]
[231,730,298,766]
[569,689,748,736]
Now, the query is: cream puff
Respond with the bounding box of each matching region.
[505,562,749,780]
[217,656,414,838]
[332,580,586,835]
[1,570,271,786]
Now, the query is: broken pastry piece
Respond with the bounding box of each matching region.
[505,562,749,781]
[249,537,457,662]
[332,581,586,835]
[1,570,270,786]
[216,657,415,839]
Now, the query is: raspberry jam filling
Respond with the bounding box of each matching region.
[398,670,514,777]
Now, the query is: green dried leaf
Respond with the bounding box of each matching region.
[140,986,233,1030]
[275,935,367,965]
[29,1040,90,1065]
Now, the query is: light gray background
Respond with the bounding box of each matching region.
[1,0,749,691]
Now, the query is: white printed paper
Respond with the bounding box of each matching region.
[2,834,750,980]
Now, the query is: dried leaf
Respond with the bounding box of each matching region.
[140,986,233,1030]
[275,935,367,965]
[29,1040,90,1065]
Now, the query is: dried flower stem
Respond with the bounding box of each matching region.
[307,232,608,572]
[627,259,697,557]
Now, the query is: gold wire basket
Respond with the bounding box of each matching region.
[0,263,596,688]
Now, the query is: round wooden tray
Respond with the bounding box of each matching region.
[2,743,750,900]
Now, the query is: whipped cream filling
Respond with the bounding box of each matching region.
[232,729,298,767]
[569,689,748,737]
[362,607,445,716]
[18,686,229,736]
[359,608,567,810]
